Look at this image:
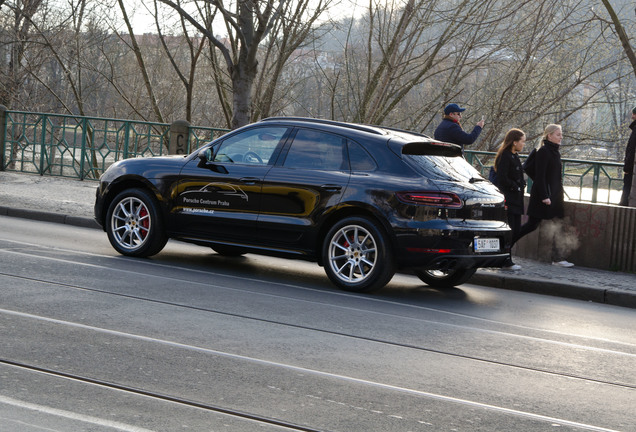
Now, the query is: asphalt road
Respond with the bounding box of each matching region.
[1,216,635,432]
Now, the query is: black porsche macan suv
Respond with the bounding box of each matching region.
[94,117,511,292]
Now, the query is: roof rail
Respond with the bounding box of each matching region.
[261,116,385,135]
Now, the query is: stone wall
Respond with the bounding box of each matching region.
[514,199,636,272]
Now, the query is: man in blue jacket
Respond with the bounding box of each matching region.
[434,103,485,152]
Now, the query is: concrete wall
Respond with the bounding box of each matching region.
[514,199,636,272]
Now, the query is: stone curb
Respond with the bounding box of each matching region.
[470,273,636,309]
[0,206,100,230]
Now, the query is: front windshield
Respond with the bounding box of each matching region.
[404,154,482,182]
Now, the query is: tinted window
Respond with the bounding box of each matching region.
[214,127,287,165]
[405,154,480,182]
[283,129,346,171]
[348,141,377,171]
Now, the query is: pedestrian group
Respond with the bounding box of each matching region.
[435,103,587,271]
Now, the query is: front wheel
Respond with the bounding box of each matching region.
[322,216,395,292]
[106,188,168,257]
[414,268,476,288]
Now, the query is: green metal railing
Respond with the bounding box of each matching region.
[466,150,624,205]
[0,109,625,204]
[0,110,228,180]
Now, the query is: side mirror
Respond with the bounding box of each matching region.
[197,148,228,173]
[198,148,213,164]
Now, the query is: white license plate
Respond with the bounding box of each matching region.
[474,237,500,252]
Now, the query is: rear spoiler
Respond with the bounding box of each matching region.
[391,140,463,158]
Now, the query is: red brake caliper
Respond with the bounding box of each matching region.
[139,207,149,238]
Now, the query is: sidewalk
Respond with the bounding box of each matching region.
[1,171,635,308]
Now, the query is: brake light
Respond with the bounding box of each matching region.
[396,192,463,208]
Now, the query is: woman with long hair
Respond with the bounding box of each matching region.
[516,124,574,267]
[494,128,526,270]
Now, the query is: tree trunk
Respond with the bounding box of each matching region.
[231,60,257,129]
[601,0,636,78]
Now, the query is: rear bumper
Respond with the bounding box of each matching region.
[393,224,512,270]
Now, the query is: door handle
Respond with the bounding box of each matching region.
[240,177,260,185]
[320,184,342,192]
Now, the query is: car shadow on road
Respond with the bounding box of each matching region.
[144,245,471,302]
[375,280,469,303]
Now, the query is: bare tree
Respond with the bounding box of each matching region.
[251,0,332,121]
[115,0,165,123]
[470,0,623,149]
[2,0,635,164]
[0,0,44,107]
[156,0,333,129]
[148,0,206,122]
[294,0,633,156]
[304,0,532,126]
[600,0,636,77]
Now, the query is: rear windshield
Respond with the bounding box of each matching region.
[404,154,482,182]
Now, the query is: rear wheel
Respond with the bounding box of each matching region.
[106,188,168,257]
[414,268,476,288]
[322,216,395,292]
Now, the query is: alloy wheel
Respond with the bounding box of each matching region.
[328,224,378,284]
[110,196,151,252]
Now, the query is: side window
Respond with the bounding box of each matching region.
[348,140,377,171]
[283,129,346,171]
[213,127,287,165]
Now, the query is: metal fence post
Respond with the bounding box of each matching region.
[0,105,6,171]
[122,121,130,160]
[80,117,88,180]
[592,163,600,203]
[39,114,48,175]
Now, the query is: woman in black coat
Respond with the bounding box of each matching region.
[493,128,526,270]
[517,124,573,267]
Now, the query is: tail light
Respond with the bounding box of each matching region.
[396,191,463,208]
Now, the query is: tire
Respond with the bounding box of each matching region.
[322,216,395,292]
[414,268,476,288]
[212,245,246,257]
[106,188,168,257]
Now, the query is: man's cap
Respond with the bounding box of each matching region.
[444,103,467,115]
[632,106,636,114]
